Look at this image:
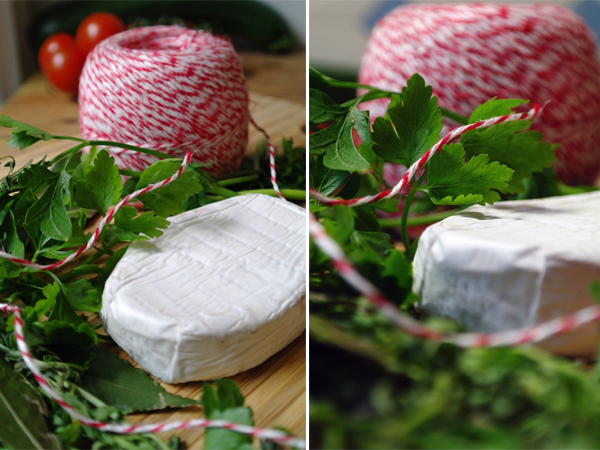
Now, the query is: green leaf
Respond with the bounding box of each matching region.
[461,120,557,194]
[425,143,514,205]
[26,178,72,241]
[325,106,372,172]
[45,282,91,331]
[202,380,254,450]
[79,348,198,414]
[73,150,122,215]
[137,161,203,217]
[310,99,372,172]
[1,211,24,258]
[18,163,57,192]
[61,277,101,313]
[309,154,348,195]
[41,321,97,366]
[0,115,55,150]
[0,358,61,449]
[372,74,443,167]
[309,89,348,122]
[112,206,170,242]
[104,246,128,277]
[467,98,529,124]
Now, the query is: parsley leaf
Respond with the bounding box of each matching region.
[73,150,122,215]
[136,160,203,217]
[461,99,556,194]
[309,89,347,122]
[309,91,372,172]
[424,143,514,205]
[112,206,170,242]
[309,154,348,195]
[372,74,443,167]
[25,176,72,241]
[0,115,55,150]
[202,380,254,450]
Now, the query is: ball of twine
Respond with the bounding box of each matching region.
[359,3,600,185]
[79,26,249,176]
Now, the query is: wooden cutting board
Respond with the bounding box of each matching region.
[0,73,306,447]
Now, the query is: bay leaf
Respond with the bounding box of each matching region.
[0,358,61,449]
[79,348,197,414]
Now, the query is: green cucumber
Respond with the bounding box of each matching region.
[28,0,296,54]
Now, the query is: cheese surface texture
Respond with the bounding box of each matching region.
[413,192,600,356]
[102,194,305,383]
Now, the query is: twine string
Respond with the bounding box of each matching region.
[309,214,600,347]
[309,105,541,206]
[1,303,305,449]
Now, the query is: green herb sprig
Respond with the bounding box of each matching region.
[0,116,305,449]
[309,69,600,449]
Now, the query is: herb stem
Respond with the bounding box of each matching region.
[48,143,87,165]
[440,108,469,125]
[86,141,167,160]
[216,174,259,186]
[214,169,262,181]
[238,188,306,200]
[379,209,459,228]
[119,169,142,178]
[400,189,418,255]
[205,183,240,198]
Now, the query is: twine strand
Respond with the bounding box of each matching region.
[1,303,305,449]
[309,106,541,206]
[309,214,600,347]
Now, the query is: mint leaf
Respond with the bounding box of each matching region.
[137,161,203,217]
[425,143,514,205]
[112,206,170,242]
[0,115,55,150]
[202,380,254,450]
[372,74,443,167]
[79,348,198,414]
[73,150,122,215]
[309,89,347,122]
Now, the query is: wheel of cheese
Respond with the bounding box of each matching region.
[101,194,305,383]
[413,192,600,356]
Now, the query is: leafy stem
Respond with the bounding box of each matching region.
[400,188,418,255]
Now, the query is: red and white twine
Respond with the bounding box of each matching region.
[0,153,193,271]
[309,105,541,207]
[358,3,600,185]
[309,214,600,347]
[1,303,305,449]
[79,26,249,176]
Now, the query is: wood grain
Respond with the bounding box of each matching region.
[0,50,306,448]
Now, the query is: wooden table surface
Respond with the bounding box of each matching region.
[0,50,306,448]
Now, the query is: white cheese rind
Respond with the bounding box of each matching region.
[413,192,600,356]
[102,194,306,382]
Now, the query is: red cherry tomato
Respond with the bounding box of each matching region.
[75,12,125,57]
[43,45,85,93]
[37,33,77,72]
